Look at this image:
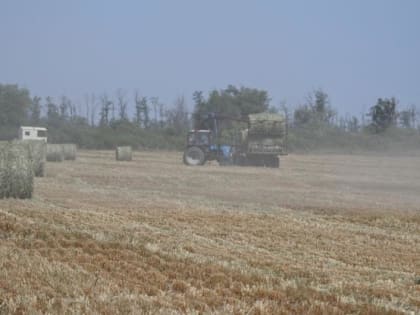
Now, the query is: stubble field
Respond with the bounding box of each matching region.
[0,150,419,314]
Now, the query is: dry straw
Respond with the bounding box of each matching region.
[116,146,132,161]
[0,142,34,199]
[248,113,286,136]
[62,144,77,160]
[46,144,64,162]
[17,140,46,177]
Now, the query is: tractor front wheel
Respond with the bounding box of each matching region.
[183,146,206,166]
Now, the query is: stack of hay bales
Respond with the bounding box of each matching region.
[62,144,77,160]
[0,142,34,199]
[116,146,132,161]
[247,113,286,151]
[46,144,64,162]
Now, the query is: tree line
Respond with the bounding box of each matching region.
[1,83,419,151]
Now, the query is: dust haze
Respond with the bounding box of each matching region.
[1,1,420,314]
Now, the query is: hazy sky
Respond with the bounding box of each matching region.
[1,0,419,116]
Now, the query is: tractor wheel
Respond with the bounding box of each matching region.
[183,147,206,166]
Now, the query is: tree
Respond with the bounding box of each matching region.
[59,95,71,120]
[159,102,165,128]
[347,116,360,132]
[399,110,412,129]
[46,96,60,126]
[194,85,270,118]
[308,89,335,124]
[149,97,166,128]
[293,89,335,127]
[193,91,204,109]
[29,96,42,124]
[293,105,312,127]
[99,94,112,126]
[116,89,128,121]
[150,97,159,125]
[338,116,347,131]
[279,101,289,121]
[166,96,190,135]
[368,98,397,133]
[399,105,416,129]
[84,93,96,126]
[191,85,270,137]
[134,92,150,128]
[0,84,31,127]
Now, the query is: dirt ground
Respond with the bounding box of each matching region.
[0,150,419,314]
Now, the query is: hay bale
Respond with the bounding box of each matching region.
[116,146,132,161]
[247,137,285,153]
[2,140,45,177]
[62,144,77,160]
[248,113,286,136]
[0,143,34,199]
[16,140,46,177]
[46,144,64,162]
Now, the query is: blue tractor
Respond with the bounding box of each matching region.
[183,112,287,167]
[183,113,236,166]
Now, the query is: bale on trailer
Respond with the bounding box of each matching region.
[62,144,77,160]
[247,137,285,154]
[18,140,46,177]
[248,113,286,137]
[116,146,132,161]
[0,143,34,199]
[46,144,64,162]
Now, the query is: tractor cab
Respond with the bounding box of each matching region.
[186,130,213,147]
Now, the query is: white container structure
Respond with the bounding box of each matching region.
[19,126,48,142]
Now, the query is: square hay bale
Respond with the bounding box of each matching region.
[116,146,132,161]
[248,113,286,136]
[0,143,34,199]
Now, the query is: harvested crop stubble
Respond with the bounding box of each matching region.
[1,150,420,314]
[116,146,132,161]
[0,142,33,199]
[46,144,64,162]
[62,144,77,160]
[17,140,46,177]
